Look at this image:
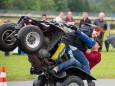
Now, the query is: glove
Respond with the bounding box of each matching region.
[68,25,77,30]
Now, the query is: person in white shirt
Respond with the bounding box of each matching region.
[54,12,64,23]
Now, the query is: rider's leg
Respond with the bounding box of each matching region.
[53,45,82,72]
[72,49,90,74]
[57,58,82,72]
[72,49,94,84]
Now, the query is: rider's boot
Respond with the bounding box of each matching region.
[88,82,95,86]
[30,66,42,75]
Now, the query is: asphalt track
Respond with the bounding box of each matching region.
[7,79,115,86]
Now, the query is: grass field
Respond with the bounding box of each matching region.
[0,30,115,81]
[0,53,36,81]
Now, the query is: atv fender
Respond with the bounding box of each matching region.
[64,66,96,80]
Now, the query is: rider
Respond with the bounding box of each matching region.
[50,24,103,86]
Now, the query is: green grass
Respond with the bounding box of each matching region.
[0,30,115,80]
[0,52,35,81]
[91,50,115,78]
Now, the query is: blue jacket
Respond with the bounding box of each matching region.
[62,26,96,52]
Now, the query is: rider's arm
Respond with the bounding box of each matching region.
[76,29,96,48]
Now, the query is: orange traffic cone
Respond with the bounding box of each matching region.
[0,67,7,86]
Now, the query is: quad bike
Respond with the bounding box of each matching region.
[0,16,96,86]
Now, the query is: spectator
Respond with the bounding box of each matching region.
[26,13,33,18]
[79,12,91,28]
[65,11,76,25]
[4,19,11,24]
[41,14,48,21]
[0,19,4,24]
[84,40,101,69]
[94,12,107,51]
[53,11,64,23]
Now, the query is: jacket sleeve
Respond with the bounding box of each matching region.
[76,29,96,48]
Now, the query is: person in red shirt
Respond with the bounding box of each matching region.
[65,11,76,25]
[84,40,101,69]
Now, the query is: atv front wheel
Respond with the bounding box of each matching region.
[33,75,47,86]
[59,75,85,86]
[17,25,44,54]
[33,75,55,86]
[0,23,17,51]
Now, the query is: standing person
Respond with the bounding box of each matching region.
[79,12,91,28]
[94,12,107,51]
[65,11,76,25]
[53,11,64,23]
[26,13,33,18]
[41,14,48,21]
[84,40,101,69]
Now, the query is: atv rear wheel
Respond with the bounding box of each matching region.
[59,75,85,86]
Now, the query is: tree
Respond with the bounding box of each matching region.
[83,0,90,12]
[39,0,56,11]
[98,0,115,12]
[1,0,115,13]
[67,0,90,12]
[53,0,69,11]
[0,0,13,9]
[0,0,55,12]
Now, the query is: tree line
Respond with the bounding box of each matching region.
[0,0,115,13]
